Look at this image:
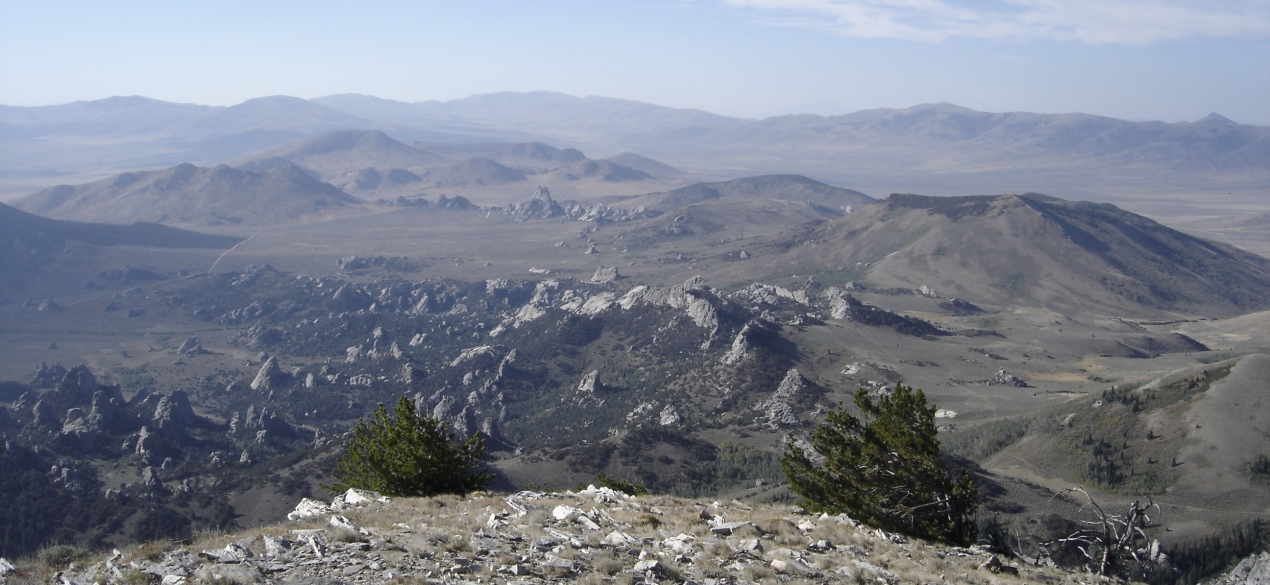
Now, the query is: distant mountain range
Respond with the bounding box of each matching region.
[8,127,700,224]
[3,92,1266,205]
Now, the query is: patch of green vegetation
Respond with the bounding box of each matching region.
[804,265,870,289]
[995,272,1031,299]
[716,441,783,480]
[782,384,978,545]
[592,472,648,496]
[666,441,784,497]
[1247,455,1270,484]
[1196,352,1240,364]
[1,444,132,559]
[37,544,88,569]
[111,364,156,393]
[1149,519,1270,585]
[942,417,1032,462]
[1043,365,1232,494]
[327,396,493,497]
[556,430,783,497]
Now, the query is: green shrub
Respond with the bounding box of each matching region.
[37,544,87,569]
[782,384,978,545]
[595,473,648,496]
[1248,455,1270,483]
[327,396,493,497]
[942,417,1031,462]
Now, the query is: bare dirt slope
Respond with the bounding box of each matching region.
[983,356,1270,542]
[1169,354,1270,519]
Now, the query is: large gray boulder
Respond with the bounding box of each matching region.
[152,390,202,432]
[591,266,619,283]
[757,368,811,427]
[1216,552,1270,585]
[507,186,565,220]
[251,357,291,391]
[177,335,206,356]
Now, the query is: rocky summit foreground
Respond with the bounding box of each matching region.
[9,486,1091,585]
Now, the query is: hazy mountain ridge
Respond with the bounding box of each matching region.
[5,92,1266,206]
[225,131,679,200]
[4,90,1270,583]
[315,91,744,141]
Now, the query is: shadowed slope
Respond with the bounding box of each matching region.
[0,202,243,248]
[0,201,242,289]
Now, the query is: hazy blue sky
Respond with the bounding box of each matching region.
[2,0,1268,124]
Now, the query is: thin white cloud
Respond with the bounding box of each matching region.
[721,0,1270,44]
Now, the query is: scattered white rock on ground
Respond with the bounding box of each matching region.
[44,485,1101,585]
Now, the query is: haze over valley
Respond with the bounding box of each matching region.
[2,1,1269,582]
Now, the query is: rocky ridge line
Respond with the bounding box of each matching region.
[25,486,1107,585]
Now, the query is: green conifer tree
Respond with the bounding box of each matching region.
[328,395,493,497]
[782,384,978,545]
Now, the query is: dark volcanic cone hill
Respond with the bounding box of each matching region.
[777,193,1270,317]
[13,162,361,226]
[645,174,874,212]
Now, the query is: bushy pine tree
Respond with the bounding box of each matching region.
[782,384,978,545]
[329,396,493,497]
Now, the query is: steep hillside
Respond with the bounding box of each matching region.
[770,193,1270,317]
[13,162,361,226]
[972,356,1270,542]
